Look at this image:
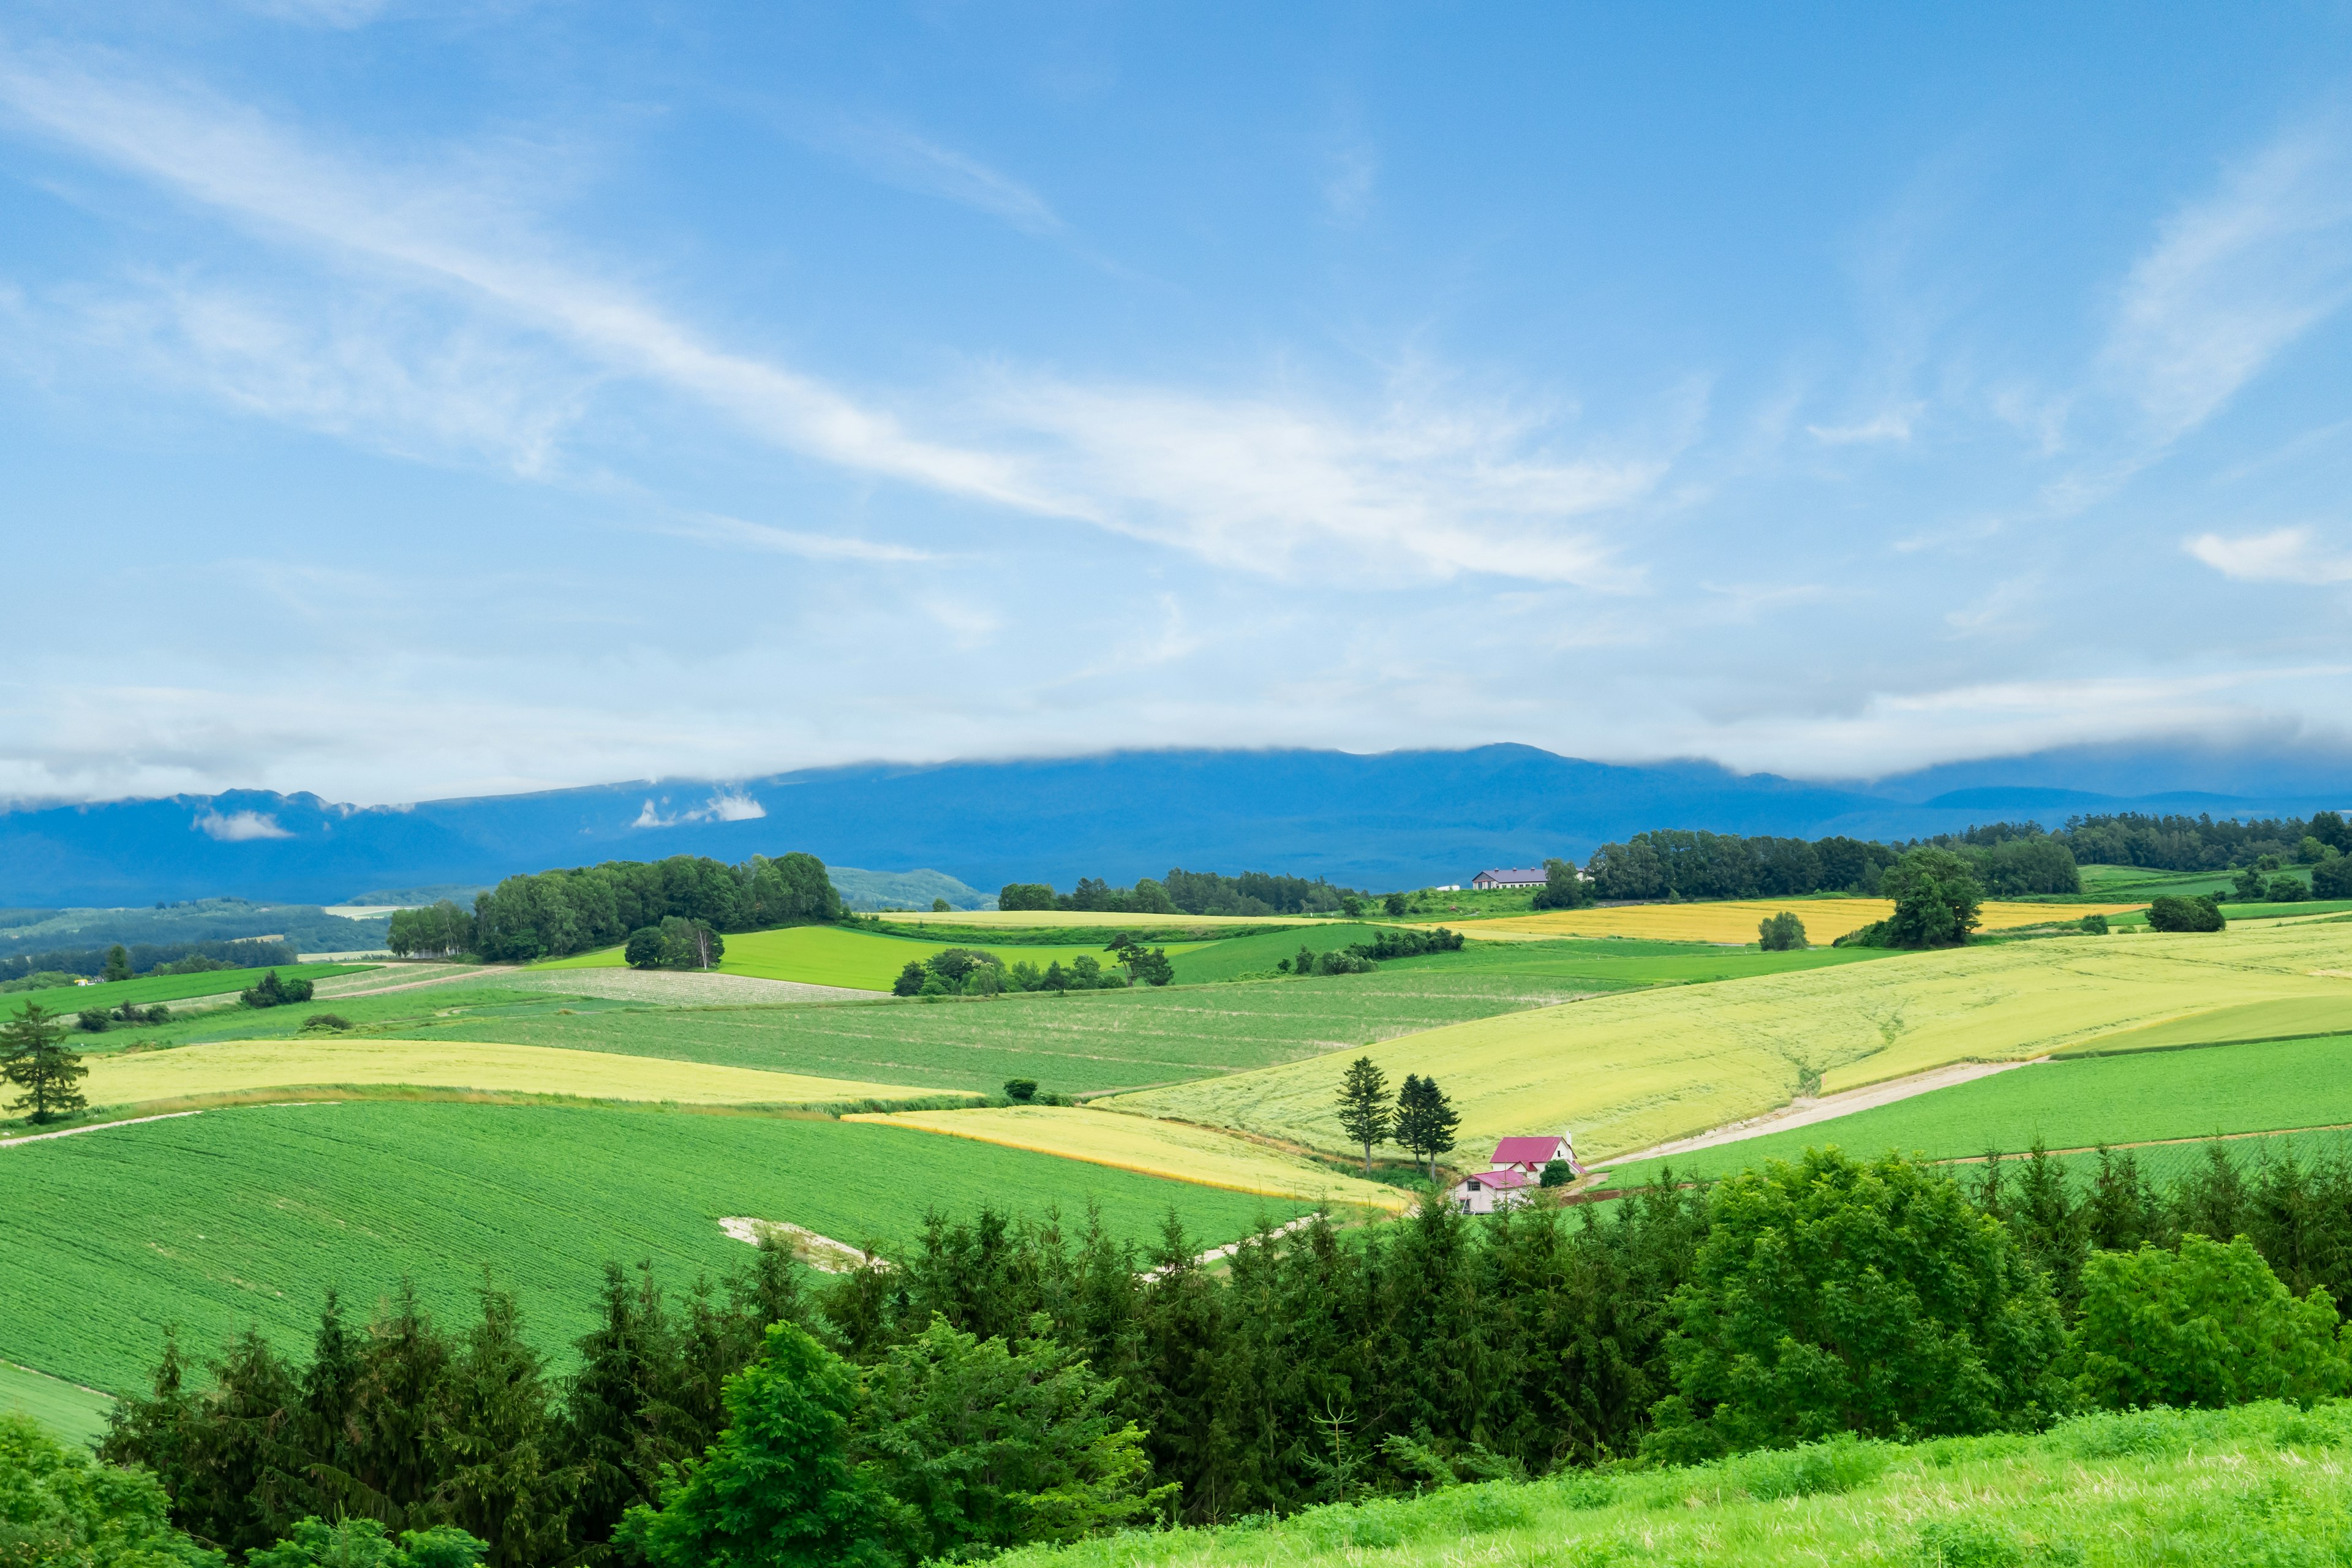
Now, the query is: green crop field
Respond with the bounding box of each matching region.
[2076,862,2244,899]
[0,962,371,1020]
[0,1101,1317,1396]
[1108,919,2352,1163]
[2066,992,2352,1053]
[533,924,1211,991]
[997,1403,2352,1568]
[0,1362,113,1450]
[1599,1031,2352,1188]
[375,967,1618,1098]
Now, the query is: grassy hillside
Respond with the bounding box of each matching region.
[374,969,1629,1098]
[533,924,1215,990]
[1107,919,2352,1161]
[0,1362,112,1450]
[0,962,369,1017]
[66,1036,965,1114]
[1601,1031,2352,1187]
[997,1401,2352,1568]
[0,1101,1317,1395]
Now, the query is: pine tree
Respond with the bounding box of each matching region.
[1335,1057,1394,1175]
[2,1003,89,1124]
[617,1322,891,1568]
[298,1289,366,1520]
[104,944,132,982]
[432,1287,574,1567]
[2008,1140,2089,1310]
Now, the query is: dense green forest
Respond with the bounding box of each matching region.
[1578,810,2352,903]
[88,1136,2352,1566]
[390,852,843,962]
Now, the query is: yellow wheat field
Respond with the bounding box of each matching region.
[866,910,1310,931]
[1107,920,2352,1164]
[846,1104,1411,1211]
[82,1039,965,1110]
[1430,897,2142,946]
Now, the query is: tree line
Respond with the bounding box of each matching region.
[2056,809,2350,872]
[385,852,842,963]
[0,937,297,988]
[92,1133,2352,1566]
[998,868,1370,918]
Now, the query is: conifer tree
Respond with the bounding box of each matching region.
[432,1289,573,1568]
[2,1003,88,1124]
[1394,1074,1461,1180]
[617,1322,891,1568]
[1335,1056,1393,1175]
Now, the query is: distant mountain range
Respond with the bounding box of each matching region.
[2,742,2346,907]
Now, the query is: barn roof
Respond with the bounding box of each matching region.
[1492,1136,1566,1166]
[1458,1168,1534,1191]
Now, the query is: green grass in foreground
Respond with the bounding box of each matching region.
[0,1362,113,1450]
[0,1101,1310,1395]
[386,968,1620,1096]
[0,963,370,1020]
[1602,1031,2352,1188]
[998,1401,2352,1567]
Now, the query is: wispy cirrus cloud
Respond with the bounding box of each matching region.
[0,49,1659,590]
[2102,122,2352,440]
[804,116,1063,235]
[2185,526,2352,584]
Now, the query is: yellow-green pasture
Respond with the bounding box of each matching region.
[532,922,1213,992]
[68,1038,968,1114]
[1106,919,2352,1163]
[847,1104,1409,1211]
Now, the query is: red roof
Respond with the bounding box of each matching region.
[1492,1136,1565,1166]
[1459,1168,1533,1190]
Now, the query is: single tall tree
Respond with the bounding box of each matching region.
[1395,1074,1460,1180]
[1334,1056,1393,1175]
[104,943,133,982]
[2,1003,88,1124]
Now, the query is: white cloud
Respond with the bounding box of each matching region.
[987,374,1660,586]
[1806,408,1915,445]
[0,52,1664,589]
[670,513,939,564]
[2185,526,2352,584]
[194,808,292,840]
[2103,124,2352,439]
[809,118,1063,236]
[631,790,768,829]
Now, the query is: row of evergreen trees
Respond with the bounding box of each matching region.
[102,1135,2352,1565]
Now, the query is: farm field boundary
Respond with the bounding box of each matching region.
[1107,920,2352,1163]
[1421,897,2139,945]
[79,1037,970,1110]
[848,1104,1410,1212]
[1597,1030,2352,1188]
[2,962,370,1017]
[0,1361,113,1449]
[532,924,1213,991]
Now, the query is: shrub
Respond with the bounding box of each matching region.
[1313,950,1376,976]
[240,970,315,1008]
[1351,927,1464,960]
[2071,1235,2350,1410]
[301,1013,354,1033]
[75,1008,108,1033]
[1833,919,1890,948]
[893,960,927,998]
[2314,853,2352,900]
[2146,894,2225,932]
[624,927,666,969]
[1757,911,1808,951]
[2079,913,2109,934]
[1539,1157,1574,1188]
[0,1410,225,1566]
[1003,1079,1038,1102]
[2266,875,2310,902]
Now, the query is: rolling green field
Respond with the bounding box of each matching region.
[999,1402,2352,1568]
[1600,1031,2352,1187]
[2066,992,2352,1053]
[0,962,369,1019]
[0,1362,113,1449]
[2076,862,2247,899]
[533,924,1210,991]
[1109,919,2352,1162]
[380,968,1616,1097]
[0,1101,1315,1395]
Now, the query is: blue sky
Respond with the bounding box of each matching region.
[4,3,2351,805]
